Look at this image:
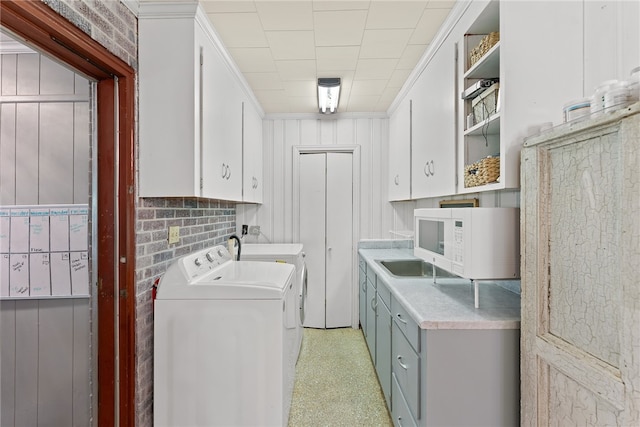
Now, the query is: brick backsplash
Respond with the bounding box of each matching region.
[134,197,236,425]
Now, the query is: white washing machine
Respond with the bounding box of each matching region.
[241,243,307,360]
[154,245,297,427]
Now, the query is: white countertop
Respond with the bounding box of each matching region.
[358,242,521,330]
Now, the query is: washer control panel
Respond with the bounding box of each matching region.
[181,245,232,280]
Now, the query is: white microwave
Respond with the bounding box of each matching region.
[414,207,520,280]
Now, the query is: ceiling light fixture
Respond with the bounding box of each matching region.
[317,78,341,114]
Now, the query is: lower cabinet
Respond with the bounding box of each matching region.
[375,289,392,408]
[365,275,377,359]
[358,257,367,332]
[361,260,520,426]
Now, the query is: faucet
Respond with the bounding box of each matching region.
[228,234,241,261]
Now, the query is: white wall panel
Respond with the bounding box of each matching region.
[237,116,398,244]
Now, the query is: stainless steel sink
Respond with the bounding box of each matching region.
[376,259,458,278]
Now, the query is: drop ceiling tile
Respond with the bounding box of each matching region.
[346,95,381,112]
[207,13,268,48]
[266,31,315,60]
[200,1,256,13]
[228,48,277,73]
[255,1,314,30]
[426,0,456,9]
[387,68,413,88]
[350,79,388,96]
[314,10,367,46]
[366,1,428,29]
[312,1,370,11]
[254,89,289,105]
[288,96,319,113]
[410,8,452,44]
[396,44,428,69]
[276,60,317,81]
[316,46,359,71]
[360,29,414,59]
[283,80,316,97]
[243,72,284,91]
[378,86,402,106]
[354,58,399,80]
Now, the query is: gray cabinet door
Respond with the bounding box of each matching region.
[376,295,391,408]
[365,278,376,360]
[358,263,367,332]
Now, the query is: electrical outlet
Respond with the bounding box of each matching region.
[249,225,260,236]
[168,226,180,244]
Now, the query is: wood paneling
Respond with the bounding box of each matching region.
[237,117,405,242]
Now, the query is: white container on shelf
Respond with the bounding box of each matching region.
[563,98,591,122]
[604,81,630,112]
[591,79,619,116]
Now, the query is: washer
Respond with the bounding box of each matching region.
[242,243,307,360]
[154,245,296,427]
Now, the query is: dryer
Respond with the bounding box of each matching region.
[154,245,297,427]
[242,243,306,360]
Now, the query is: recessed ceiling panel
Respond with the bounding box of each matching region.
[313,10,367,46]
[360,29,414,59]
[255,1,314,30]
[266,31,315,60]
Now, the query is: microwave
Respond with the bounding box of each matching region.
[414,207,520,280]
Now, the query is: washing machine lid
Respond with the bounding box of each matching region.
[156,246,295,300]
[242,243,303,258]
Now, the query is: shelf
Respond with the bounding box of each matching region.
[464,42,500,79]
[458,180,504,194]
[464,112,500,136]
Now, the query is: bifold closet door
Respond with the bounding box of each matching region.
[299,152,352,328]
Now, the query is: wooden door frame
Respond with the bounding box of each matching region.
[0,2,136,426]
[292,145,361,328]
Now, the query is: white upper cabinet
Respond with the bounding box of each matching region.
[388,98,411,201]
[242,100,263,203]
[411,41,457,199]
[138,5,203,197]
[138,3,255,202]
[201,38,243,201]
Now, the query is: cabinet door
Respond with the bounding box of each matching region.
[359,263,367,332]
[411,43,456,199]
[388,98,411,201]
[365,278,377,361]
[242,100,263,203]
[139,17,199,197]
[201,40,243,201]
[376,295,392,408]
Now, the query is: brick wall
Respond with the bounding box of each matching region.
[135,198,236,426]
[42,0,137,68]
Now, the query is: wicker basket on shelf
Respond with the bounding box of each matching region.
[464,156,500,187]
[469,32,500,67]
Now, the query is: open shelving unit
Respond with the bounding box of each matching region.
[458,0,502,193]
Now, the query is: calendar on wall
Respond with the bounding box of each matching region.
[0,204,89,298]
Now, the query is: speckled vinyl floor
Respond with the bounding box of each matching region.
[288,328,393,427]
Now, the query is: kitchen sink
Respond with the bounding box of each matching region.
[376,259,458,278]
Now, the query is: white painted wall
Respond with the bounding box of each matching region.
[237,115,415,242]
